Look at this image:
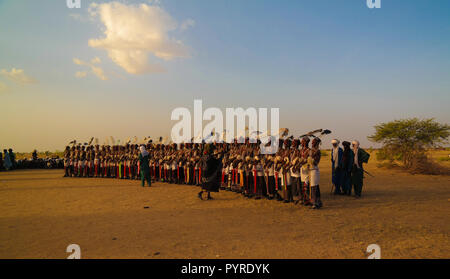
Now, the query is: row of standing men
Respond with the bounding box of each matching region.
[64,136,370,208]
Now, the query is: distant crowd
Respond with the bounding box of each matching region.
[0,149,63,171]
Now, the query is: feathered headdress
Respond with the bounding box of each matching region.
[279,128,289,138]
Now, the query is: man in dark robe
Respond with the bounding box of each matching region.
[351,140,370,198]
[8,149,16,169]
[198,144,222,200]
[139,145,151,187]
[331,139,343,195]
[32,150,38,161]
[340,141,354,195]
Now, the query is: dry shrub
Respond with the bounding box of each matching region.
[408,153,450,175]
[376,161,401,169]
[376,152,450,175]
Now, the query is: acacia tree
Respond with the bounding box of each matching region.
[368,118,449,169]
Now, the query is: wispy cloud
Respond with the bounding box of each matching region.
[87,1,192,75]
[75,71,87,78]
[181,19,195,31]
[0,68,37,84]
[73,57,108,80]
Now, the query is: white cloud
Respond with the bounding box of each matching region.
[0,68,37,84]
[88,1,191,74]
[73,57,108,80]
[91,65,107,80]
[73,58,83,65]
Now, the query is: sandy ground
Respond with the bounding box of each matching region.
[0,158,449,259]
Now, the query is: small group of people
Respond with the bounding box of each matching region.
[330,140,370,198]
[63,135,371,209]
[0,148,16,171]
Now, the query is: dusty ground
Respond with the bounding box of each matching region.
[0,158,449,259]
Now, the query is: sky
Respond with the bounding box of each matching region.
[0,0,449,152]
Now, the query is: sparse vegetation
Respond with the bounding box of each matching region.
[16,151,63,160]
[368,118,450,175]
[437,156,450,162]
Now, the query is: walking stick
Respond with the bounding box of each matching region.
[364,170,375,178]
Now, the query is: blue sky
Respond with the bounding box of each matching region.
[0,0,449,151]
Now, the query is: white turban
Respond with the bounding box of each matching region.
[140,145,149,157]
[332,139,340,164]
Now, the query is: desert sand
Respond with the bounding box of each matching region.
[0,158,449,259]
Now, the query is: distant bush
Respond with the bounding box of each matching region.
[377,161,400,169]
[438,156,450,162]
[369,118,450,175]
[15,151,63,160]
[408,153,450,175]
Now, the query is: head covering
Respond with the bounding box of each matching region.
[301,137,310,145]
[139,145,149,157]
[311,137,321,147]
[332,139,340,164]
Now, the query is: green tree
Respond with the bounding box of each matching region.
[368,118,449,169]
